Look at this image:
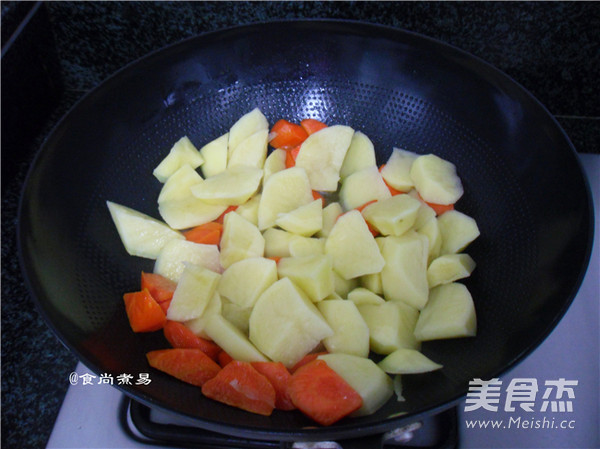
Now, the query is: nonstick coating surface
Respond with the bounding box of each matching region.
[18,21,593,441]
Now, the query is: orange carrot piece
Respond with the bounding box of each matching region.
[300,118,327,135]
[202,361,276,416]
[183,222,223,245]
[251,361,295,411]
[123,289,167,333]
[269,119,308,149]
[163,320,221,361]
[285,145,301,168]
[267,256,282,264]
[141,272,177,303]
[288,359,362,426]
[215,205,238,224]
[426,200,455,215]
[147,348,221,387]
[290,351,328,373]
[218,350,234,367]
[159,299,171,315]
[312,190,325,205]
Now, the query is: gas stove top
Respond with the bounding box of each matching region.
[46,154,599,449]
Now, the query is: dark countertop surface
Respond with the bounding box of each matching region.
[1,2,598,448]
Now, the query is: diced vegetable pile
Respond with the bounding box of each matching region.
[108,108,480,425]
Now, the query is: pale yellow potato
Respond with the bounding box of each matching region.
[153,136,204,183]
[190,165,263,206]
[166,263,221,321]
[154,239,221,282]
[227,128,268,169]
[199,133,228,178]
[218,257,278,308]
[325,210,385,280]
[380,148,418,192]
[361,194,421,236]
[317,299,370,357]
[357,301,420,354]
[249,277,333,368]
[378,348,443,374]
[227,108,269,157]
[295,125,354,191]
[318,353,394,417]
[277,254,334,302]
[107,201,183,259]
[258,166,313,230]
[339,131,376,179]
[414,282,477,341]
[204,314,268,362]
[427,253,476,288]
[275,199,323,237]
[347,287,386,305]
[339,165,391,211]
[380,232,429,309]
[185,292,222,339]
[219,211,265,269]
[410,154,463,205]
[437,210,480,254]
[263,148,287,180]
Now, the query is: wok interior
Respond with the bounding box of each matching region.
[19,22,592,440]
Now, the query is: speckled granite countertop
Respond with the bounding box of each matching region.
[2,2,598,448]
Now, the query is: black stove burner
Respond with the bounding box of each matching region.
[120,397,458,449]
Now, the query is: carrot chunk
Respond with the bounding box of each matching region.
[218,350,234,367]
[183,222,223,245]
[312,190,325,205]
[158,299,171,315]
[147,348,221,387]
[300,118,327,135]
[269,119,308,149]
[426,201,455,215]
[251,361,295,410]
[141,272,177,303]
[202,361,276,416]
[288,359,362,426]
[290,351,328,373]
[163,320,221,361]
[123,289,167,332]
[285,145,301,168]
[214,205,238,224]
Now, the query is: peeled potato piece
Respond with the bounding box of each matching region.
[414,282,477,341]
[339,131,376,179]
[107,201,183,259]
[153,136,204,183]
[410,154,463,205]
[380,148,419,192]
[427,253,476,288]
[378,348,443,374]
[199,133,228,178]
[437,210,480,254]
[190,165,263,206]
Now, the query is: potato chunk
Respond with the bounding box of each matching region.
[414,282,477,340]
[249,277,333,368]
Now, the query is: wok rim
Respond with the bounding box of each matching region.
[17,18,595,441]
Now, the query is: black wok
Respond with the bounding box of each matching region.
[18,20,594,441]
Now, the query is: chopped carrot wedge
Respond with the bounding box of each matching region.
[123,289,167,332]
[300,118,327,135]
[158,299,171,315]
[183,222,223,245]
[141,272,177,303]
[202,361,276,416]
[290,351,328,373]
[147,348,221,387]
[267,256,282,264]
[215,205,238,224]
[218,350,234,367]
[269,119,308,149]
[426,200,455,215]
[251,361,295,410]
[163,320,221,361]
[285,145,301,168]
[312,190,325,205]
[288,359,362,426]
